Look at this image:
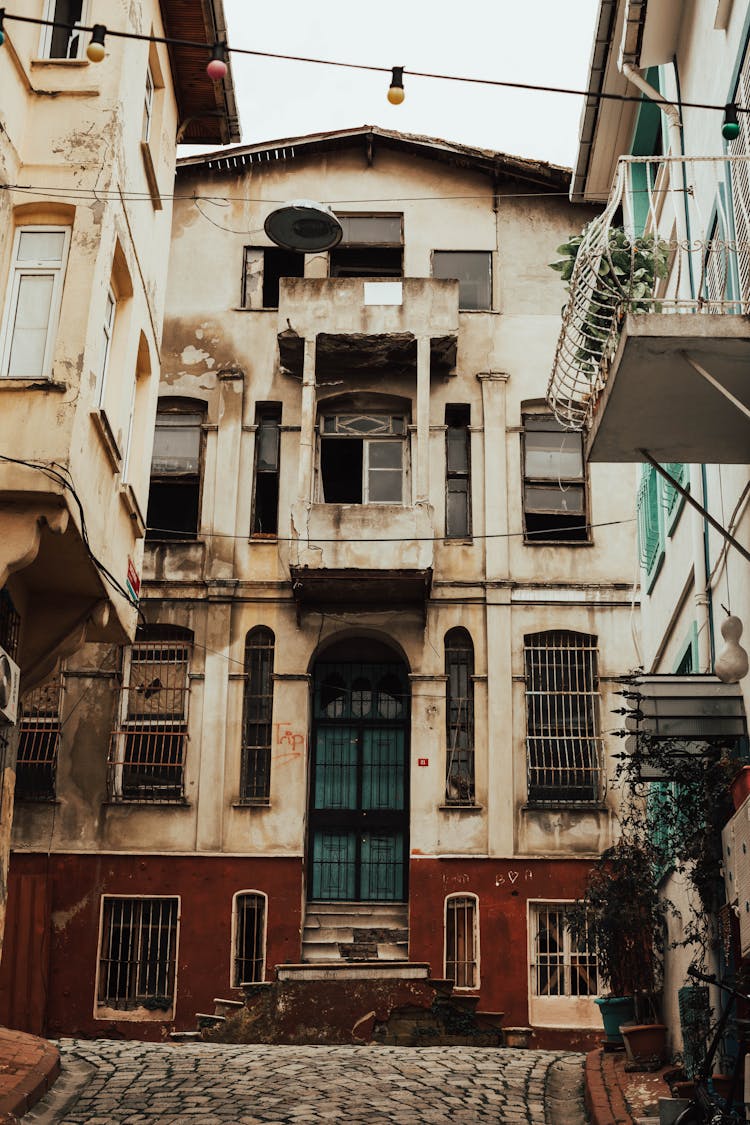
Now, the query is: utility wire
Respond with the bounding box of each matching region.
[3,10,748,118]
[144,517,636,544]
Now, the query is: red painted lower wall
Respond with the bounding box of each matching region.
[1,851,601,1050]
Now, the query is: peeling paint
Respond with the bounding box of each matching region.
[180,345,212,367]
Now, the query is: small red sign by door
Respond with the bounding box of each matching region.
[418,758,429,767]
[126,557,141,603]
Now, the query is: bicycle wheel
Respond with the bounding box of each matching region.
[673,1105,703,1125]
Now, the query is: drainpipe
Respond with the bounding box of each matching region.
[618,1,713,669]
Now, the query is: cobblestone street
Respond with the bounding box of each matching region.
[24,1041,586,1124]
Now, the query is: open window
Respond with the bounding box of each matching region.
[243,248,305,310]
[251,405,281,536]
[522,413,589,543]
[146,402,205,541]
[39,0,89,59]
[432,251,492,310]
[319,412,407,504]
[330,214,403,278]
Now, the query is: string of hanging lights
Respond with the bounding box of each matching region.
[0,6,747,127]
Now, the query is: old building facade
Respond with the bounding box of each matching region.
[3,128,639,1046]
[0,2,239,957]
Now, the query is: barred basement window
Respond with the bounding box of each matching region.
[240,628,274,802]
[16,677,63,801]
[531,903,598,998]
[97,896,178,1013]
[232,892,267,986]
[445,894,479,989]
[524,631,603,804]
[445,628,475,805]
[108,627,192,802]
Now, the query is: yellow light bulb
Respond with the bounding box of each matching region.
[387,85,405,105]
[87,41,105,62]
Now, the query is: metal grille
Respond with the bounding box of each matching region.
[240,628,274,802]
[108,632,191,802]
[445,629,475,806]
[232,893,266,985]
[98,897,178,1011]
[16,677,62,801]
[0,590,20,810]
[445,895,478,988]
[531,903,598,997]
[525,631,603,803]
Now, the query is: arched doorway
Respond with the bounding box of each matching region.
[308,638,410,903]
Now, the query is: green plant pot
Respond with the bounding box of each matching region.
[595,996,636,1044]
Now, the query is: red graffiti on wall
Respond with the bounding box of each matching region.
[274,723,306,763]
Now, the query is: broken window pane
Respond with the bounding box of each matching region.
[336,215,402,245]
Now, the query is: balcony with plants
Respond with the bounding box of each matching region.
[547,155,750,465]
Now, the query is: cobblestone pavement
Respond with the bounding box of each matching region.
[24,1041,587,1125]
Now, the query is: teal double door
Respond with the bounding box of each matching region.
[309,660,409,902]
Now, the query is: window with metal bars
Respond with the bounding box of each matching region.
[108,627,192,802]
[524,631,603,804]
[530,903,598,998]
[232,892,267,986]
[445,894,479,989]
[444,628,475,806]
[0,591,20,813]
[240,628,274,802]
[97,897,178,1014]
[16,677,63,801]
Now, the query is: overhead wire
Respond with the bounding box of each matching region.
[2,10,749,119]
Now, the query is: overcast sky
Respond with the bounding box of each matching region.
[218,0,601,168]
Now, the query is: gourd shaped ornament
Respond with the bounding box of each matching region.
[714,615,749,683]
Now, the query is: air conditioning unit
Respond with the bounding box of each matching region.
[0,647,20,725]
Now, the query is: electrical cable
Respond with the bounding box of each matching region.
[3,10,749,119]
[144,517,635,544]
[0,454,144,617]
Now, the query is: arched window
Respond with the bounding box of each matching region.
[445,628,475,806]
[231,891,267,986]
[524,630,602,804]
[445,894,479,989]
[241,627,275,802]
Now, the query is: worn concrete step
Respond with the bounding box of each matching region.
[302,942,343,962]
[304,911,408,929]
[277,961,431,982]
[169,1031,203,1042]
[196,1013,226,1030]
[213,997,245,1017]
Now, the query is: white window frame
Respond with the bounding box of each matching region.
[528,900,600,1029]
[120,376,137,484]
[444,892,480,990]
[39,0,90,60]
[93,893,180,1022]
[143,63,155,143]
[109,637,191,801]
[96,286,116,408]
[230,890,268,988]
[0,225,71,379]
[318,414,408,505]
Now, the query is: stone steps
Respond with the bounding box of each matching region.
[302,901,409,963]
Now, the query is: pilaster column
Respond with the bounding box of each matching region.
[416,337,431,504]
[297,337,317,505]
[477,371,510,580]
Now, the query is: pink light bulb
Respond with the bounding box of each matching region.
[206,57,228,80]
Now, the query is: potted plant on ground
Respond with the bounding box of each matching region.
[566,836,667,1055]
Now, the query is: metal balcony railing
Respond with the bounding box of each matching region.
[547,154,750,428]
